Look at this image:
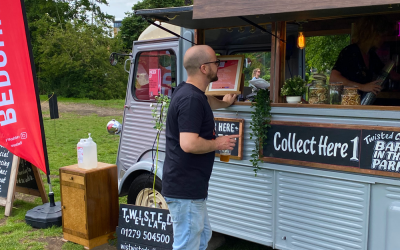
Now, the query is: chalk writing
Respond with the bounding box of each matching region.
[0,145,12,198]
[118,204,173,250]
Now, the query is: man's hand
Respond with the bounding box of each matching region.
[215,134,239,150]
[222,94,237,106]
[207,94,237,110]
[358,80,382,95]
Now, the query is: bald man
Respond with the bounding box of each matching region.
[162,45,238,250]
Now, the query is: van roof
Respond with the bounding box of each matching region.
[135,5,399,29]
[138,22,181,41]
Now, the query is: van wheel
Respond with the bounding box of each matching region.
[127,173,168,209]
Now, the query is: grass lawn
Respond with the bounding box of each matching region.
[0,98,271,250]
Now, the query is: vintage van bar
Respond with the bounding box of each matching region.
[119,3,400,250]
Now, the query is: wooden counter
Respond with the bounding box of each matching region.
[232,101,400,111]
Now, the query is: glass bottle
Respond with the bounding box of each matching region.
[329,82,344,105]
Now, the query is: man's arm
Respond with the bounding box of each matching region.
[207,94,237,110]
[180,133,239,154]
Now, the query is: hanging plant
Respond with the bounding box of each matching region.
[150,94,170,205]
[250,89,271,176]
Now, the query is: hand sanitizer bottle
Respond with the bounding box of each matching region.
[77,133,98,169]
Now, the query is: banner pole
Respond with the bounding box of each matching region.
[20,0,55,206]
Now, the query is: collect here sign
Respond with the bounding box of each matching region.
[263,122,400,178]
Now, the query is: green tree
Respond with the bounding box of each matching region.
[120,0,188,50]
[305,35,350,73]
[24,0,126,99]
[25,0,113,56]
[37,23,127,99]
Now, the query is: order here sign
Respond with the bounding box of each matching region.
[0,0,48,174]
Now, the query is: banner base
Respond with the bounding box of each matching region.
[25,201,62,229]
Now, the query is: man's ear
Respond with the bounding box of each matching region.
[199,65,207,74]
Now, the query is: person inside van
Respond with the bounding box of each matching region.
[330,16,400,97]
[252,68,261,80]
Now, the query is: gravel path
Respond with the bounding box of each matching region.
[41,102,123,117]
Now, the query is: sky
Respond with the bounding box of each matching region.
[100,0,140,21]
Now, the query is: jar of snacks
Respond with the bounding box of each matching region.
[329,82,344,105]
[341,87,360,105]
[343,86,358,95]
[309,80,329,104]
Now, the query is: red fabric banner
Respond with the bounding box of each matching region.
[0,0,48,174]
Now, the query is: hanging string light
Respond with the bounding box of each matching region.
[297,23,305,49]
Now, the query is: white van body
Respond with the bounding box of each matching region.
[116,15,400,250]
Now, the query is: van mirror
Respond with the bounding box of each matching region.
[109,52,133,66]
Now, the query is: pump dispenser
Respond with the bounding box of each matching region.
[77,133,98,169]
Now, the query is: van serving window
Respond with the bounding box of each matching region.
[132,50,177,102]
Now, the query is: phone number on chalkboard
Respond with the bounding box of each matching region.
[120,228,171,244]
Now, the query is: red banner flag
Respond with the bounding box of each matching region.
[0,0,49,174]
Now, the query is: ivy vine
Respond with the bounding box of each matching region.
[150,94,170,205]
[250,89,272,176]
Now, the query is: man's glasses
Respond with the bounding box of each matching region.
[199,59,221,68]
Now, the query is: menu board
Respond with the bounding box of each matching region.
[206,55,243,95]
[0,146,47,215]
[117,204,173,250]
[262,122,400,178]
[0,146,13,198]
[361,130,400,172]
[211,60,239,90]
[214,118,244,160]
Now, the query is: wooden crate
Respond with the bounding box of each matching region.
[60,162,119,249]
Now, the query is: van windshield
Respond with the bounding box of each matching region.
[133,50,177,101]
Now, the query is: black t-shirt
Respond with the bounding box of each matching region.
[162,81,215,199]
[332,44,384,94]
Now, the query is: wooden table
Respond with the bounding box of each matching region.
[60,162,118,249]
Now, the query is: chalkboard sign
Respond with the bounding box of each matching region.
[0,146,47,215]
[16,159,39,190]
[262,121,400,178]
[214,118,244,160]
[361,130,400,172]
[117,204,173,250]
[0,146,13,198]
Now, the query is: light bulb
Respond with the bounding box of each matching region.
[297,31,305,49]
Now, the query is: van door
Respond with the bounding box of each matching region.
[117,37,179,188]
[116,30,194,196]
